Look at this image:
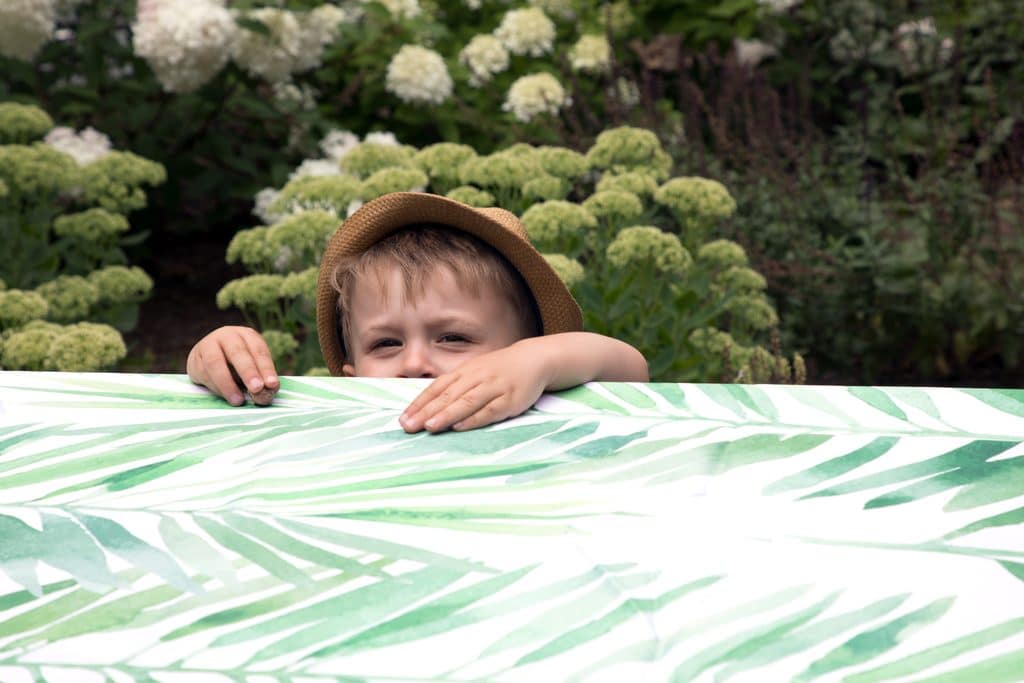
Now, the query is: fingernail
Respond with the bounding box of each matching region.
[425,418,438,430]
[266,375,278,386]
[248,377,263,391]
[230,393,244,406]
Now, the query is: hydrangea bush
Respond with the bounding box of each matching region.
[0,101,162,371]
[218,125,800,382]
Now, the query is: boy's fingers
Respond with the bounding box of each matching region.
[199,349,245,406]
[401,374,460,431]
[420,383,500,433]
[219,337,264,395]
[241,331,279,405]
[452,395,510,432]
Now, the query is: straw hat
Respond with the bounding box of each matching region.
[316,191,583,375]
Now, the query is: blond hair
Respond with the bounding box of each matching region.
[330,224,541,358]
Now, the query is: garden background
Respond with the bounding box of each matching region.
[1,0,1021,387]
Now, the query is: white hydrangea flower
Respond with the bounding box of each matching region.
[44,126,112,165]
[288,158,341,181]
[494,7,555,57]
[346,199,364,217]
[372,0,421,19]
[293,4,351,72]
[894,17,954,75]
[615,77,640,106]
[569,34,612,73]
[459,35,510,87]
[529,0,574,21]
[231,7,303,83]
[385,45,453,105]
[320,129,360,161]
[758,0,801,11]
[733,38,777,67]
[363,131,400,146]
[254,187,281,224]
[132,0,236,94]
[0,0,56,61]
[272,80,317,110]
[464,0,482,8]
[503,73,570,122]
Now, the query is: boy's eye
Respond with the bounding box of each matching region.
[439,334,470,344]
[370,338,401,350]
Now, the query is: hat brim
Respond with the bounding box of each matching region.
[316,192,583,375]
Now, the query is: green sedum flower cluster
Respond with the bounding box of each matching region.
[224,126,792,381]
[269,175,361,219]
[0,102,162,371]
[1,320,125,371]
[0,103,54,144]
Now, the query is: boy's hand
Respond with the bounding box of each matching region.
[399,341,549,433]
[187,326,280,406]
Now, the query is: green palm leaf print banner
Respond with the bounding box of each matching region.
[0,372,1022,681]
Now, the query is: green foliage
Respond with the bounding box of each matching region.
[219,130,792,381]
[0,103,53,144]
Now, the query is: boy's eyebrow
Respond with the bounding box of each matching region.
[359,315,486,337]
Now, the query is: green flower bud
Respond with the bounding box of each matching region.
[586,127,672,180]
[459,152,543,190]
[689,327,737,356]
[303,366,331,376]
[45,322,126,371]
[414,143,477,188]
[360,166,429,201]
[717,266,766,292]
[227,226,275,270]
[793,352,807,384]
[81,151,166,213]
[266,210,337,271]
[280,266,318,301]
[500,143,538,158]
[340,143,415,178]
[88,266,153,306]
[742,346,777,384]
[697,239,748,269]
[0,289,49,329]
[53,208,130,241]
[216,274,287,311]
[35,275,100,322]
[728,295,779,331]
[606,226,692,277]
[542,253,585,289]
[0,103,54,144]
[582,190,644,225]
[535,146,589,180]
[1,321,62,370]
[269,174,361,218]
[0,144,77,198]
[654,177,736,235]
[596,170,658,197]
[522,174,568,201]
[445,186,495,207]
[262,329,299,368]
[520,200,597,253]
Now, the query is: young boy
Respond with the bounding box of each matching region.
[188,192,648,433]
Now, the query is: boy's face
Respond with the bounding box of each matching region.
[342,265,530,378]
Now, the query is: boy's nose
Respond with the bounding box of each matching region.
[398,343,437,378]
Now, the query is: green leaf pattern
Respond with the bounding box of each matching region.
[0,372,1022,681]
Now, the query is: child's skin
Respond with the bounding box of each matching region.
[187,264,648,433]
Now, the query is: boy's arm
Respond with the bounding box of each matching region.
[187,326,280,406]
[400,332,648,433]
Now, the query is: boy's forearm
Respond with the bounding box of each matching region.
[526,332,649,390]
